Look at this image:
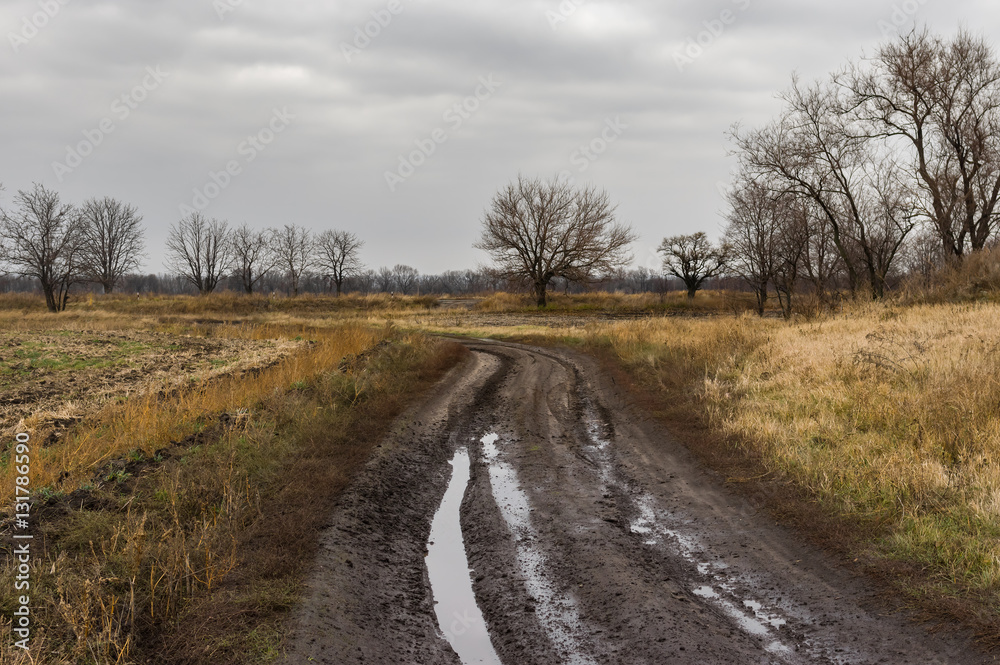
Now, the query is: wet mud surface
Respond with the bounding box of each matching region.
[283,339,991,664]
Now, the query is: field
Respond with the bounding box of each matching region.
[1,291,999,661]
[0,297,466,664]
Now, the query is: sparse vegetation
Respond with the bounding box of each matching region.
[583,302,1000,640]
[0,305,467,664]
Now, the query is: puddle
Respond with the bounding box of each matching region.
[579,401,797,660]
[692,586,791,655]
[744,599,787,630]
[480,432,599,665]
[426,448,502,665]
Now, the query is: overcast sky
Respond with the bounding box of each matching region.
[0,0,994,275]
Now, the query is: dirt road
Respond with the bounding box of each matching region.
[283,339,989,664]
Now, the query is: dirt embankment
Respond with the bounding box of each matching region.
[283,339,991,664]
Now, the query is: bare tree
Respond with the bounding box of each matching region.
[657,232,727,299]
[274,224,312,296]
[315,230,364,296]
[0,183,85,312]
[78,197,145,294]
[230,224,275,294]
[772,199,811,318]
[899,226,948,286]
[376,266,395,293]
[843,28,1000,258]
[633,266,653,293]
[724,179,784,314]
[392,264,419,295]
[731,76,916,299]
[352,269,376,294]
[796,197,846,301]
[165,213,231,295]
[475,175,636,306]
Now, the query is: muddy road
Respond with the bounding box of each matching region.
[283,340,989,664]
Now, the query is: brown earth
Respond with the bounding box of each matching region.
[282,339,992,664]
[0,330,303,440]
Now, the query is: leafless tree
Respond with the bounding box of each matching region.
[315,230,364,296]
[899,226,948,286]
[772,199,812,318]
[78,197,145,294]
[274,224,313,296]
[794,197,846,301]
[392,264,419,295]
[376,266,395,293]
[632,266,654,293]
[475,175,636,306]
[165,213,231,295]
[731,76,916,299]
[657,232,727,299]
[230,223,276,294]
[0,183,85,312]
[353,269,376,294]
[843,28,1000,258]
[724,179,793,315]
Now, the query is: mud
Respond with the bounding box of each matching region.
[283,339,991,664]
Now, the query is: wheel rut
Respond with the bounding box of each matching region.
[283,339,989,665]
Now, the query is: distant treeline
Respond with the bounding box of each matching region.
[0,268,701,298]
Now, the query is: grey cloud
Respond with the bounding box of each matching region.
[0,0,996,274]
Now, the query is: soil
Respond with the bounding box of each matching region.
[282,339,992,664]
[0,330,302,440]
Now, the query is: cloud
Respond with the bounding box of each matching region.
[0,0,996,273]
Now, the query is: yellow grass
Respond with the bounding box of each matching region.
[0,318,448,664]
[587,301,1000,603]
[473,289,759,313]
[0,324,382,507]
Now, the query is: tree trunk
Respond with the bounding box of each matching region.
[777,289,793,319]
[102,282,113,294]
[535,281,548,307]
[43,286,58,313]
[754,286,767,316]
[686,286,697,299]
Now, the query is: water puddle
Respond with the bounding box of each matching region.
[426,448,502,665]
[580,401,797,660]
[480,432,599,665]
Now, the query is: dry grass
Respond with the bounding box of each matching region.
[0,292,440,317]
[586,301,1000,635]
[904,246,1000,305]
[474,289,759,314]
[0,326,349,506]
[7,288,999,656]
[0,313,466,664]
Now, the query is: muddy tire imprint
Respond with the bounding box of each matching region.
[283,339,990,664]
